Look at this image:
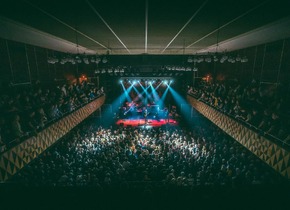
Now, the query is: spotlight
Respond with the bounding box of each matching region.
[119,80,123,83]
[187,57,193,63]
[163,80,168,84]
[102,57,108,63]
[213,56,219,62]
[170,80,173,83]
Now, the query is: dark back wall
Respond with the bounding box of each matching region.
[0,37,289,89]
[212,39,290,85]
[0,38,99,88]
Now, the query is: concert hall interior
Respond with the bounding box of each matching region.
[0,0,290,209]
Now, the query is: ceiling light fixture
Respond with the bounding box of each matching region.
[186,53,248,64]
[47,54,109,65]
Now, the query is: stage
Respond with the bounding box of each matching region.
[116,118,178,127]
[115,101,179,127]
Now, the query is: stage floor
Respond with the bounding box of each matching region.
[116,118,178,127]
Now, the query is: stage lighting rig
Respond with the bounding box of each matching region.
[119,77,175,87]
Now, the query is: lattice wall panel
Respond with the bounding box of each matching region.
[187,95,290,179]
[0,96,105,182]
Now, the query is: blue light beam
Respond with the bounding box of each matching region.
[168,86,192,124]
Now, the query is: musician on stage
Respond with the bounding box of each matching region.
[143,108,148,124]
[164,108,169,123]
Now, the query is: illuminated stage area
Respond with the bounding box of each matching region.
[102,77,185,128]
[116,118,178,127]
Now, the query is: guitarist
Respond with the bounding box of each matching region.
[143,108,148,124]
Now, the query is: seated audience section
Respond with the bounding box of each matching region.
[0,95,105,182]
[187,95,290,179]
[187,81,289,144]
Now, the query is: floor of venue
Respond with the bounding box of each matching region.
[5,114,289,209]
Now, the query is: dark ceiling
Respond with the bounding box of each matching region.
[0,0,290,55]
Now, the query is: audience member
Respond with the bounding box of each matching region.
[0,80,104,148]
[12,119,284,189]
[188,80,290,143]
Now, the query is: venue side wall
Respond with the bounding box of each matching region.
[0,95,105,182]
[187,95,290,179]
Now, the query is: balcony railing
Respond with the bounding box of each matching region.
[187,94,290,179]
[0,95,105,182]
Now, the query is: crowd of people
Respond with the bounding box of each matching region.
[188,79,290,144]
[0,80,104,150]
[11,117,284,190]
